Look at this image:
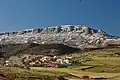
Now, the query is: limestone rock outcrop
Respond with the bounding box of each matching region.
[0,25,118,49]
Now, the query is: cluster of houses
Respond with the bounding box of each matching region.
[0,55,73,68]
[21,55,72,68]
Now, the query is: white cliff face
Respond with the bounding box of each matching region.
[0,25,118,48]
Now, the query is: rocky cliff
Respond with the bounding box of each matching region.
[0,25,119,49]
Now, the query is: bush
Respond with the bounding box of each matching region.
[82,75,90,79]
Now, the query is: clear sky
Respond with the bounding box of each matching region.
[0,0,120,35]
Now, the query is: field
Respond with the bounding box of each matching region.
[31,67,120,80]
[0,67,68,80]
[31,48,120,80]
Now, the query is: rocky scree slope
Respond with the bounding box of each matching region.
[0,25,117,49]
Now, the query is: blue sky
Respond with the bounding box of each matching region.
[0,0,120,35]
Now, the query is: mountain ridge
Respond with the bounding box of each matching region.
[0,25,119,49]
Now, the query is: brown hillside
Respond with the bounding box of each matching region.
[0,43,80,58]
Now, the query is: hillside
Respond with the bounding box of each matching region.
[0,43,80,58]
[0,25,120,80]
[0,25,120,58]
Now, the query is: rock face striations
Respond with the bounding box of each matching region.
[0,25,117,49]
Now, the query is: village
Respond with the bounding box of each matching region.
[2,55,73,68]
